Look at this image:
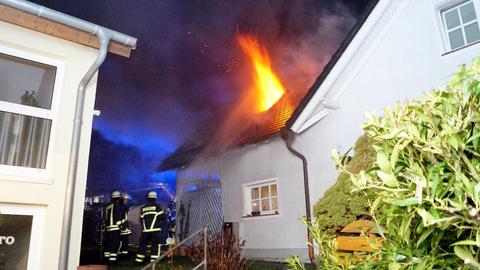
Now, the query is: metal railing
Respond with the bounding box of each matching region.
[141,225,208,270]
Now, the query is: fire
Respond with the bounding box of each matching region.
[237,34,285,112]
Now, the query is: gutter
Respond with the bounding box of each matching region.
[280,128,315,265]
[0,1,137,269]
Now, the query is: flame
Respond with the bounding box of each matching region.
[237,34,285,112]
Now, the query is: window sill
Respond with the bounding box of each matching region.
[242,213,280,220]
[442,40,480,56]
[0,166,53,185]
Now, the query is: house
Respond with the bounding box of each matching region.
[160,0,480,262]
[0,1,136,269]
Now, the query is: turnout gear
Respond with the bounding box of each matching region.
[119,194,131,258]
[103,196,123,263]
[135,194,167,264]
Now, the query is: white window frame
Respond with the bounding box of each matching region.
[242,178,279,217]
[0,45,65,183]
[437,0,480,52]
[0,203,46,270]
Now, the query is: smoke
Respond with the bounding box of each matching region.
[31,0,369,167]
[198,1,359,156]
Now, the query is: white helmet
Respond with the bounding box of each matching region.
[123,193,130,200]
[147,191,157,199]
[112,191,121,198]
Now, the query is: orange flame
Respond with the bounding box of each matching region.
[237,34,285,112]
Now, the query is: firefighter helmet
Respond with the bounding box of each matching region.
[112,191,121,198]
[147,191,157,199]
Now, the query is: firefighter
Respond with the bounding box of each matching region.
[135,191,167,264]
[104,191,123,264]
[119,193,132,259]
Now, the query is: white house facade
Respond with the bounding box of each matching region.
[174,0,480,262]
[0,2,136,269]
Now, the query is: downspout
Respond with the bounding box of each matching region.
[280,128,316,265]
[0,1,137,269]
[59,29,111,270]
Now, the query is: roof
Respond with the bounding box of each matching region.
[0,4,135,57]
[285,0,379,129]
[158,0,379,171]
[158,93,298,171]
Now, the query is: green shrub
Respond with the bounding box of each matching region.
[289,59,480,270]
[335,59,480,269]
[313,134,374,234]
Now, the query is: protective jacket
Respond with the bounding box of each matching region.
[120,204,131,235]
[105,200,123,231]
[140,202,166,232]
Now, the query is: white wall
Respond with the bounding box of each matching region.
[177,0,480,262]
[296,0,480,206]
[177,137,309,261]
[0,21,99,270]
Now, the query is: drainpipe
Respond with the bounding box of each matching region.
[58,29,111,270]
[0,1,137,269]
[280,128,315,265]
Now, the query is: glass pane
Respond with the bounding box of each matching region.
[261,199,270,211]
[0,111,51,169]
[251,200,260,212]
[465,22,480,43]
[445,8,461,29]
[271,198,278,211]
[449,28,465,49]
[270,184,277,196]
[261,186,269,198]
[460,2,476,23]
[0,53,56,109]
[251,187,259,200]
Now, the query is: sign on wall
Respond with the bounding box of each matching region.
[0,214,33,270]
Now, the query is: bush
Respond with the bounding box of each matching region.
[289,59,480,270]
[188,232,249,270]
[335,59,480,269]
[313,134,374,234]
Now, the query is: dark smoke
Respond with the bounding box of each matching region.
[29,0,370,167]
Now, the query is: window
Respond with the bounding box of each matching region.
[0,52,58,171]
[244,179,279,216]
[442,0,480,50]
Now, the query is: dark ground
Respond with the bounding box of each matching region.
[81,246,316,269]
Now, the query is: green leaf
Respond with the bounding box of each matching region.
[377,151,392,172]
[378,127,406,140]
[466,132,480,144]
[377,170,399,187]
[388,262,401,270]
[451,240,479,246]
[390,197,419,206]
[417,208,436,226]
[448,133,460,150]
[476,230,480,247]
[390,139,403,169]
[331,148,340,166]
[371,196,382,210]
[417,226,435,247]
[454,246,480,268]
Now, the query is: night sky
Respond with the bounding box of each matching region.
[30,0,371,202]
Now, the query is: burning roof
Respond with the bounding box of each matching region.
[158,0,379,172]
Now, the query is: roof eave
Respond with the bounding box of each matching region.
[286,0,381,132]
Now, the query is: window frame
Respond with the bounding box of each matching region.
[0,203,46,270]
[242,178,279,217]
[438,0,480,52]
[0,45,65,183]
